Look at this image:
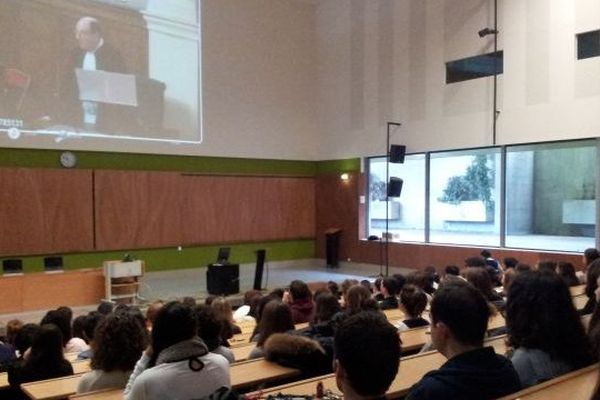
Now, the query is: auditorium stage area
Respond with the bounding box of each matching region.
[0,260,413,328]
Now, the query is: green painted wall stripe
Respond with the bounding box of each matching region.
[5,239,316,273]
[316,158,361,174]
[0,148,317,176]
[0,148,360,176]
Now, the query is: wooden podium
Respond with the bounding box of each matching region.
[103,260,144,304]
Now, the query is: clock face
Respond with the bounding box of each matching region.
[60,151,77,168]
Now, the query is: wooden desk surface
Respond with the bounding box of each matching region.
[20,358,299,399]
[231,343,254,362]
[573,294,588,311]
[0,359,89,392]
[21,373,84,400]
[229,332,253,347]
[230,358,300,390]
[497,364,598,400]
[570,284,585,297]
[69,388,123,400]
[0,371,8,390]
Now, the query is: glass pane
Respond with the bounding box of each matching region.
[505,141,596,252]
[367,154,426,242]
[429,149,501,246]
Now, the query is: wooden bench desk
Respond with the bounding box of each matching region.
[497,364,598,400]
[231,343,255,362]
[230,358,300,390]
[21,373,85,400]
[573,294,588,311]
[570,284,586,297]
[21,358,299,399]
[0,359,89,392]
[69,388,122,400]
[0,371,8,390]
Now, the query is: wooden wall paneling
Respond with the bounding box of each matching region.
[316,173,359,261]
[182,175,315,245]
[21,269,104,311]
[94,170,183,250]
[0,168,94,256]
[0,275,25,314]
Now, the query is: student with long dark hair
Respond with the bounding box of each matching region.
[506,271,596,388]
[582,259,600,315]
[557,261,581,287]
[124,301,230,400]
[248,301,295,359]
[8,324,74,399]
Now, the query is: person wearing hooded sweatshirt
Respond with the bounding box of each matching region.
[124,301,230,400]
[406,280,521,400]
[285,280,315,324]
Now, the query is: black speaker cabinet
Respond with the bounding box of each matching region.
[388,177,403,197]
[207,264,239,295]
[389,145,406,163]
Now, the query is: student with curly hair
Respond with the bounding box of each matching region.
[77,312,148,393]
[506,271,596,388]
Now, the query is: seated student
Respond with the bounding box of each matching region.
[300,292,342,359]
[506,271,596,388]
[8,324,74,400]
[248,301,295,359]
[77,312,147,393]
[194,305,235,363]
[557,261,581,287]
[407,280,521,400]
[211,297,243,343]
[233,290,262,323]
[284,280,315,324]
[124,301,230,400]
[503,257,519,270]
[334,312,401,400]
[462,267,505,310]
[12,323,40,360]
[373,277,384,301]
[77,311,105,360]
[581,259,600,315]
[441,265,463,284]
[327,280,342,300]
[379,277,399,310]
[333,285,380,330]
[0,319,22,371]
[41,308,89,353]
[396,285,429,331]
[145,300,164,332]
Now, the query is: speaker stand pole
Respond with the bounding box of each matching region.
[385,122,402,277]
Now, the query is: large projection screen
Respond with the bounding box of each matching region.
[0,0,202,144]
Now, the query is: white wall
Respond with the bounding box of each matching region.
[315,0,600,159]
[0,0,320,160]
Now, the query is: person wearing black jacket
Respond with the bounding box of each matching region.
[407,280,521,400]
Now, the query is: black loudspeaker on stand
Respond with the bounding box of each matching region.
[253,249,266,290]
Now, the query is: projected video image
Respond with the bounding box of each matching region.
[0,0,201,143]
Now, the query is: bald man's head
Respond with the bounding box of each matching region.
[75,17,102,51]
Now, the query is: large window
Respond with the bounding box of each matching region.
[430,149,500,246]
[366,139,598,252]
[505,141,596,252]
[367,154,426,242]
